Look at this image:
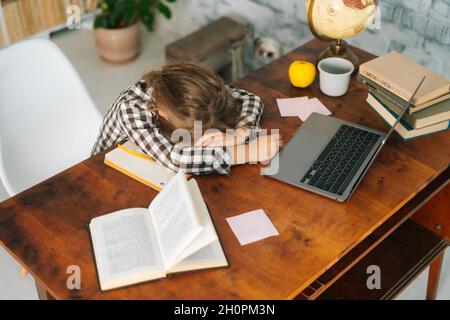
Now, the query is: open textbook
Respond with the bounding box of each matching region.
[89,171,228,291]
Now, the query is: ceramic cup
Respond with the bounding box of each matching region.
[318,57,355,97]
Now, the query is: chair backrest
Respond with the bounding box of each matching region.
[0,39,102,196]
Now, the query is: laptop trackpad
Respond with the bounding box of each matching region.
[285,129,330,164]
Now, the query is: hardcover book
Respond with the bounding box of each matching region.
[360,51,450,107]
[358,74,450,114]
[89,171,228,291]
[366,93,450,141]
[104,141,176,191]
[368,89,450,129]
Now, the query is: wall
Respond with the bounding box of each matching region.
[156,0,450,78]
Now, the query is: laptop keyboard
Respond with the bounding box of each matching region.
[300,124,381,196]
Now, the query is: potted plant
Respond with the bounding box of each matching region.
[94,0,177,64]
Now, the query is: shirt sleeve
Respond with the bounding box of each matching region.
[227,85,264,129]
[117,101,231,175]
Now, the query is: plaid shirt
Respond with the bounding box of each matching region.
[91,80,264,175]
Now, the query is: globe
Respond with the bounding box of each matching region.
[306,0,378,66]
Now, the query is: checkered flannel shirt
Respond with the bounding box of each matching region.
[91,80,264,175]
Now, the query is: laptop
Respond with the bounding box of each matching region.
[263,77,426,202]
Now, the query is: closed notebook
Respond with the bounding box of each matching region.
[104,141,175,191]
[89,171,228,291]
[367,93,450,140]
[360,51,450,107]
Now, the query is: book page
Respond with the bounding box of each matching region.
[168,240,228,274]
[149,171,203,269]
[90,208,166,291]
[174,179,219,263]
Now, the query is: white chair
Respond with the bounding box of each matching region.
[0,39,102,196]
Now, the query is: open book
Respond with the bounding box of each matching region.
[104,141,176,191]
[89,171,228,291]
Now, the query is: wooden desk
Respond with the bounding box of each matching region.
[0,40,448,300]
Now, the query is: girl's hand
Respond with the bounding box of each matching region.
[195,127,251,147]
[249,134,284,164]
[229,133,284,165]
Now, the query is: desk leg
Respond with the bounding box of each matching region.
[35,280,55,300]
[426,251,444,300]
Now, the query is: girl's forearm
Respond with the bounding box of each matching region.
[229,144,249,165]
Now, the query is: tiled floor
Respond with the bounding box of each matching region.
[0,29,448,300]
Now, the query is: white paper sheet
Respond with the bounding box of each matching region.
[226,209,279,246]
[276,96,332,121]
[276,97,309,117]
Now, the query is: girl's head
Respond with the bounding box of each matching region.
[142,63,240,141]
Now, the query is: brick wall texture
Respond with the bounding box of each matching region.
[158,0,450,77]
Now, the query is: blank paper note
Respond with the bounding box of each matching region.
[276,97,310,117]
[307,98,332,118]
[276,96,332,121]
[226,209,279,246]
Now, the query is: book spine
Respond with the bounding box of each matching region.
[54,0,66,25]
[19,0,34,36]
[358,75,417,113]
[368,90,417,128]
[4,0,26,43]
[33,0,46,32]
[4,0,15,42]
[368,94,414,131]
[366,97,408,141]
[85,0,97,12]
[42,0,55,28]
[360,65,450,107]
[0,1,10,46]
[47,0,62,27]
[2,0,13,42]
[367,95,450,140]
[0,19,3,46]
[28,0,39,33]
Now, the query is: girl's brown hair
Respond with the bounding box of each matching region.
[142,62,241,141]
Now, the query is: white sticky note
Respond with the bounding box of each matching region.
[276,97,310,117]
[296,97,332,121]
[308,98,332,117]
[226,209,279,246]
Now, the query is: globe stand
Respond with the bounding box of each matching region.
[318,39,358,68]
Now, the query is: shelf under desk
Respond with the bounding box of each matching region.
[315,219,447,300]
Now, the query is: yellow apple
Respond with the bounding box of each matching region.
[288,61,317,88]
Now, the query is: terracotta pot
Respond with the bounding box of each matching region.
[94,23,141,64]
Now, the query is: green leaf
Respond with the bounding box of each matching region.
[123,6,138,27]
[139,0,156,30]
[140,11,155,31]
[95,0,175,30]
[104,0,116,11]
[93,14,109,29]
[157,1,172,19]
[140,0,156,12]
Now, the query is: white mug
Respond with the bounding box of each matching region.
[318,57,355,97]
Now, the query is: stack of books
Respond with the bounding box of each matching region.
[358,51,450,140]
